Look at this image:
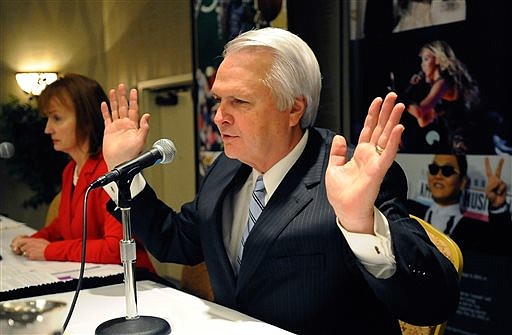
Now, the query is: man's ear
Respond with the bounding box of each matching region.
[289,96,306,127]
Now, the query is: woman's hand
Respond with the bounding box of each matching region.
[11,235,49,260]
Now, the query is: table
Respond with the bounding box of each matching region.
[1,280,294,334]
[1,217,294,334]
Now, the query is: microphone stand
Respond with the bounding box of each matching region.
[95,176,171,335]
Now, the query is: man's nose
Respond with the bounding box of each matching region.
[213,104,231,125]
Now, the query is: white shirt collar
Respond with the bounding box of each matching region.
[252,129,309,203]
[426,202,463,233]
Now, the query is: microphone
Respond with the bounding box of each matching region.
[90,138,176,189]
[405,71,424,94]
[0,142,15,159]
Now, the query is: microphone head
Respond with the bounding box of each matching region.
[0,142,15,159]
[153,138,176,164]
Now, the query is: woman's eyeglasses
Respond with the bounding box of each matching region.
[428,163,459,177]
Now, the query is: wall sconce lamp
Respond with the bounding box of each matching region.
[15,72,58,96]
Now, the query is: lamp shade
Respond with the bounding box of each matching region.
[16,72,58,96]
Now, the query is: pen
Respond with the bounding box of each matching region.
[51,265,101,276]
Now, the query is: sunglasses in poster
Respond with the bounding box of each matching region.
[428,163,459,177]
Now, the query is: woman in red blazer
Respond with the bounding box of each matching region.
[10,73,154,272]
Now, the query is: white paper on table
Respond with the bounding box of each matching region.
[0,215,123,292]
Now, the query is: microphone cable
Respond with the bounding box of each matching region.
[61,185,92,333]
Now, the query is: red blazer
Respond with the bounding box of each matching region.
[32,153,154,272]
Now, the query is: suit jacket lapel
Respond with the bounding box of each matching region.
[71,155,103,211]
[236,128,328,289]
[199,157,252,302]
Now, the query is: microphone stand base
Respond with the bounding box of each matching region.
[95,315,171,335]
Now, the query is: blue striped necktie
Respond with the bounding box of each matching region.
[235,175,266,274]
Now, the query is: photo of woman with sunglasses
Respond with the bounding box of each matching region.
[406,154,511,255]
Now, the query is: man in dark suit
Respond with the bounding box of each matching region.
[407,154,511,255]
[100,27,459,334]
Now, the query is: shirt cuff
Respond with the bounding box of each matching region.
[489,202,509,214]
[337,207,396,279]
[102,173,147,205]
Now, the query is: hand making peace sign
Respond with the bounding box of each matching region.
[485,157,507,208]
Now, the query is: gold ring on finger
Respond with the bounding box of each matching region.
[375,144,385,155]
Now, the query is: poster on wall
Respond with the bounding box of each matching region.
[349,0,511,155]
[192,0,287,180]
[396,153,511,334]
[349,1,512,334]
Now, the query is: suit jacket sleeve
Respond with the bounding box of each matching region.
[31,158,123,263]
[33,156,154,270]
[361,161,460,326]
[107,180,204,265]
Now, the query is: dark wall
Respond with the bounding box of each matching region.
[287,1,343,133]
